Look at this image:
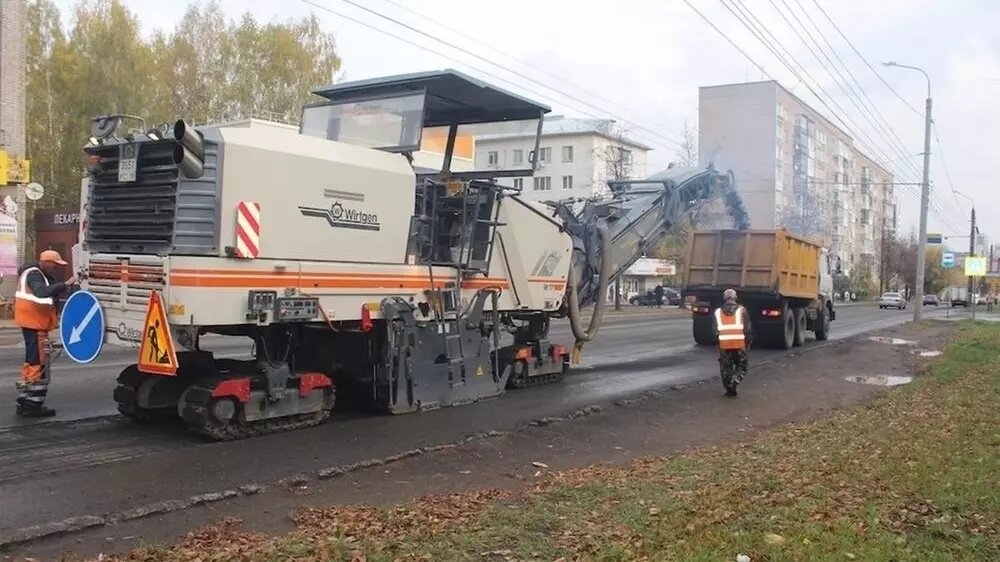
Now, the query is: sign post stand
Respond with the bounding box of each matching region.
[964,257,987,322]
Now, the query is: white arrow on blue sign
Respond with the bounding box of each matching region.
[941,252,955,269]
[59,290,105,364]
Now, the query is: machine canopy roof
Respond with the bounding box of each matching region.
[313,69,551,128]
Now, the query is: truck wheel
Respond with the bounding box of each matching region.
[693,315,716,346]
[814,306,830,341]
[776,310,795,350]
[792,307,806,347]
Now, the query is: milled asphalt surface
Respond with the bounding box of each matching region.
[0,303,966,543]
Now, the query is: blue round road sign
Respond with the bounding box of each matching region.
[59,290,105,364]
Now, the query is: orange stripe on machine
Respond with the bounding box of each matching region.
[164,268,567,291]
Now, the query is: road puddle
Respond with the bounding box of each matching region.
[912,349,942,357]
[846,374,914,387]
[868,336,918,346]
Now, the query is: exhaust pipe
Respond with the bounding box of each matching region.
[173,143,204,178]
[172,120,204,178]
[173,120,203,156]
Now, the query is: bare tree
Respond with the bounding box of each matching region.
[780,179,828,240]
[594,122,635,308]
[596,123,635,191]
[675,119,698,168]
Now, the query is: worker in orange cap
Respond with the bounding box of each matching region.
[13,250,77,417]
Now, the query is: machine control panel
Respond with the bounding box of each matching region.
[276,297,319,322]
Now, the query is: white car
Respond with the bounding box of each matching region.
[878,292,907,310]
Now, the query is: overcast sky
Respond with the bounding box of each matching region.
[55,0,1000,247]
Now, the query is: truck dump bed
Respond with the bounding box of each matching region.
[684,229,821,300]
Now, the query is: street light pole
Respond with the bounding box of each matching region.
[884,62,931,322]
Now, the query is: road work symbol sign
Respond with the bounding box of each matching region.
[59,290,105,364]
[942,252,955,269]
[137,290,178,376]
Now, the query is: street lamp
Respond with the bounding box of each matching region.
[883,61,932,322]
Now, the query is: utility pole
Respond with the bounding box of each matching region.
[880,197,887,295]
[967,206,976,297]
[614,277,621,311]
[884,62,931,322]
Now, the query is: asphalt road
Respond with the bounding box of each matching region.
[0,304,965,540]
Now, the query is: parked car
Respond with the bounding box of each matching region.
[629,288,682,307]
[663,288,682,306]
[878,292,907,310]
[922,294,939,306]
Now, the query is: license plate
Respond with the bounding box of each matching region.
[118,143,138,182]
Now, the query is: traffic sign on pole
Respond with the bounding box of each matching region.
[965,256,987,277]
[927,233,943,244]
[59,290,105,364]
[941,252,955,269]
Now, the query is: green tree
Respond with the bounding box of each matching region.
[24,0,342,214]
[25,0,67,202]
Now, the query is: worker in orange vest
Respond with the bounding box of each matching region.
[14,250,77,417]
[714,288,751,397]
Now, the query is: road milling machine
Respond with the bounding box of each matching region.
[79,70,737,440]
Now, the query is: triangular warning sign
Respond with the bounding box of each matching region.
[137,290,179,376]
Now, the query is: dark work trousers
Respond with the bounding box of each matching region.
[718,348,749,389]
[17,328,50,408]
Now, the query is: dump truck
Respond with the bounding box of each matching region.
[78,69,740,440]
[683,229,839,349]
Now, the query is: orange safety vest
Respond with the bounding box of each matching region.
[14,267,58,331]
[714,306,747,351]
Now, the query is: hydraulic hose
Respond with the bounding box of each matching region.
[566,223,612,365]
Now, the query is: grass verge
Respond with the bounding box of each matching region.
[110,322,998,562]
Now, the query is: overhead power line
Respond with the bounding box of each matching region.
[686,0,962,231]
[721,0,964,231]
[326,0,686,149]
[767,0,964,224]
[298,0,683,154]
[808,0,923,118]
[795,1,967,225]
[376,0,683,137]
[681,0,774,80]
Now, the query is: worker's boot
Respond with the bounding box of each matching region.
[16,402,56,418]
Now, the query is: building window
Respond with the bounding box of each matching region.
[488,151,499,166]
[533,176,551,191]
[619,148,633,164]
[562,175,573,190]
[512,149,524,165]
[513,178,523,190]
[561,145,574,163]
[539,147,551,163]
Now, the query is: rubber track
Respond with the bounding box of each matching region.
[181,382,336,441]
[114,369,178,423]
[508,361,567,389]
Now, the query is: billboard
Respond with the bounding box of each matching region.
[625,258,676,276]
[0,213,17,277]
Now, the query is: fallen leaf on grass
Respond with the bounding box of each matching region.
[763,532,786,546]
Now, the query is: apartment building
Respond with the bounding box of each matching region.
[474,116,650,202]
[699,81,895,275]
